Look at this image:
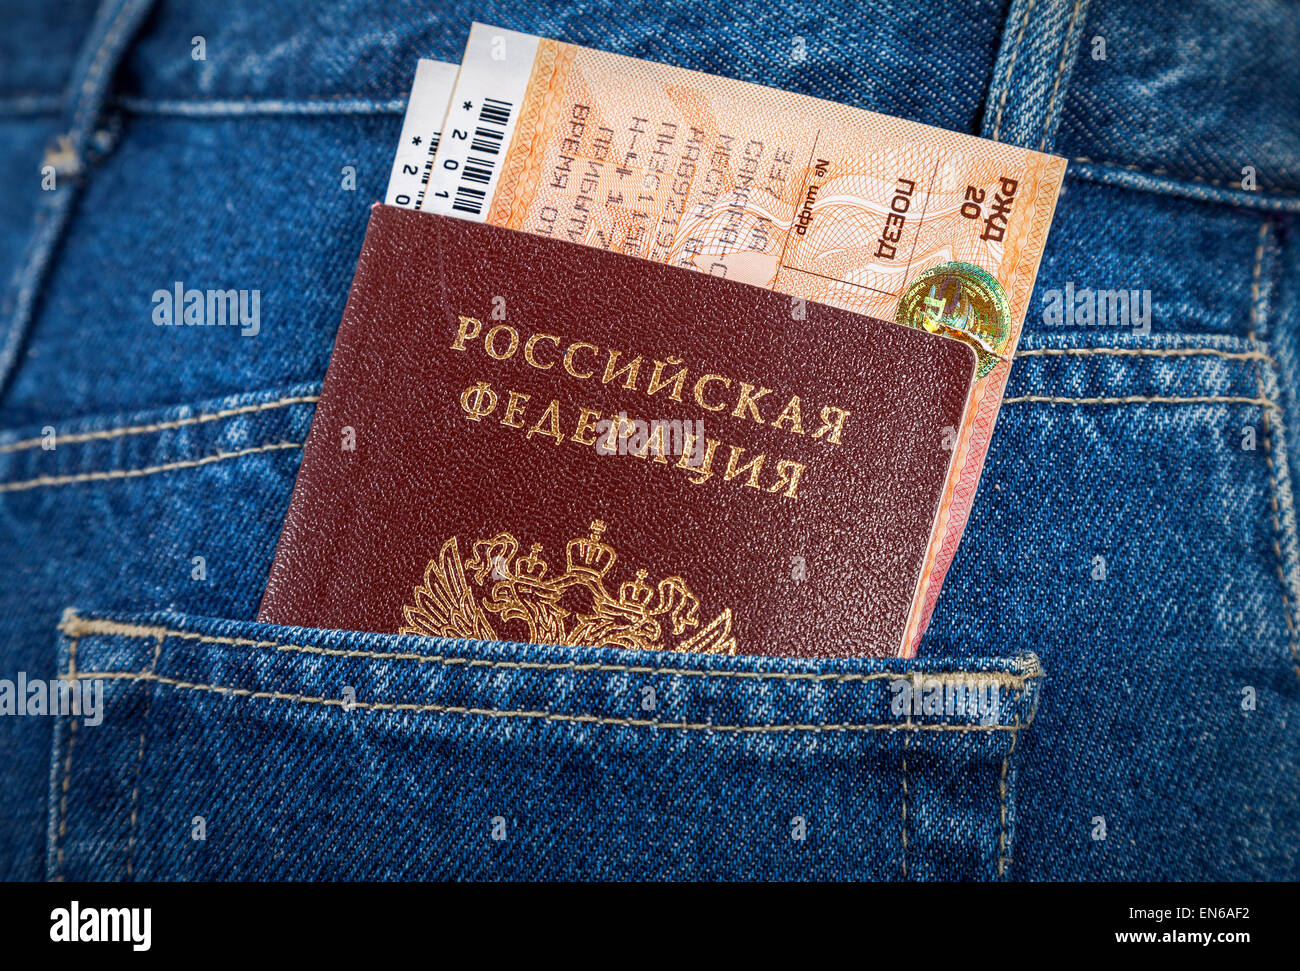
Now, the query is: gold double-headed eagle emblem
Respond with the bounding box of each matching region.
[399,520,736,655]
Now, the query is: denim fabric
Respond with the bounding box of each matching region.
[0,0,1297,881]
[1057,0,1300,193]
[51,610,1039,880]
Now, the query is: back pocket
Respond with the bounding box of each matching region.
[49,608,1040,880]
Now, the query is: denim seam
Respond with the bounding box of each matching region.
[989,0,1036,141]
[1037,0,1086,151]
[0,0,156,397]
[114,95,408,116]
[17,87,1299,204]
[996,726,1020,878]
[68,0,138,139]
[1020,332,1275,353]
[1015,347,1270,362]
[1,180,80,398]
[1003,394,1276,407]
[1073,155,1300,198]
[0,393,318,454]
[1067,160,1300,214]
[115,93,411,103]
[53,635,80,882]
[0,360,1259,454]
[0,439,302,492]
[39,99,1291,199]
[900,734,910,880]
[124,634,161,881]
[1247,221,1300,681]
[3,93,409,117]
[0,94,63,115]
[68,670,1029,734]
[0,397,1267,520]
[59,612,1037,690]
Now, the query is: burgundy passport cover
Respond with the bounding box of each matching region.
[259,205,975,658]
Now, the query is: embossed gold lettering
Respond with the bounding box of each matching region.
[773,395,805,434]
[459,381,498,421]
[563,342,599,379]
[731,382,772,423]
[767,459,805,499]
[452,315,483,351]
[811,405,851,444]
[692,373,732,412]
[723,445,766,488]
[602,349,643,390]
[572,406,603,446]
[524,332,561,370]
[501,390,530,428]
[526,398,564,444]
[646,357,688,401]
[485,324,520,360]
[677,431,719,484]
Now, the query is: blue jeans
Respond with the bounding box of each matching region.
[1,0,1297,880]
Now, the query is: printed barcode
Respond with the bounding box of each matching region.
[450,97,513,216]
[413,132,442,208]
[479,98,511,129]
[452,185,487,214]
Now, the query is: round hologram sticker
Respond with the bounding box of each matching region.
[894,262,1011,378]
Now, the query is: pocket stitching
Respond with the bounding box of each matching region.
[1001,394,1275,406]
[996,727,1020,879]
[1246,219,1300,682]
[0,440,302,494]
[53,634,80,882]
[900,736,911,879]
[72,669,1028,735]
[60,611,1037,690]
[124,635,162,881]
[0,394,318,455]
[1015,346,1269,362]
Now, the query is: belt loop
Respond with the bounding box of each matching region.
[0,0,158,398]
[983,0,1092,153]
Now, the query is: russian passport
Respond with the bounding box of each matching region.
[262,24,1064,657]
[258,206,977,657]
